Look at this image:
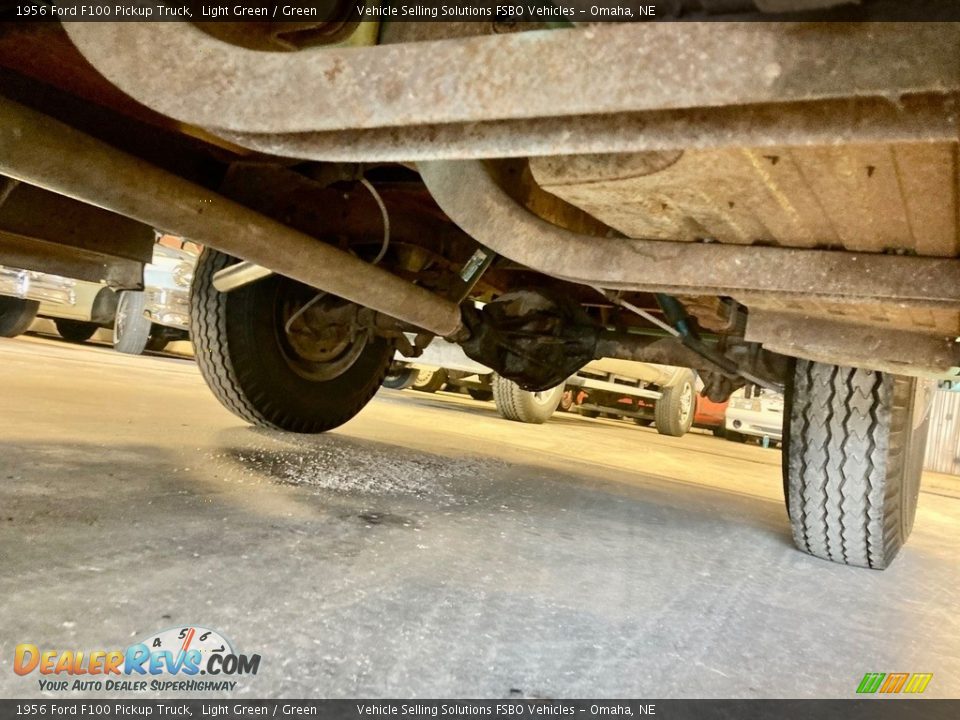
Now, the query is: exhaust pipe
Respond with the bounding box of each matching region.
[0,98,464,338]
[211,261,273,293]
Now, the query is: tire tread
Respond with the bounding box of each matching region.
[491,374,561,424]
[785,359,924,569]
[190,249,390,433]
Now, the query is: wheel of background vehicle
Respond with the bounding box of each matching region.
[467,387,494,402]
[382,365,418,390]
[579,408,600,419]
[491,374,564,424]
[633,418,653,427]
[145,334,169,353]
[0,296,39,338]
[54,318,98,343]
[782,359,931,569]
[558,390,574,413]
[654,370,696,437]
[412,368,447,393]
[191,249,393,433]
[113,290,153,355]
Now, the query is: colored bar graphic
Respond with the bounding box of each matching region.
[856,672,933,694]
[879,673,909,693]
[857,673,886,694]
[903,673,934,694]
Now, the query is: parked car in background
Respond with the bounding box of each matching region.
[0,239,197,354]
[0,265,75,338]
[563,370,734,439]
[35,277,118,344]
[384,337,493,398]
[725,387,785,447]
[566,359,697,436]
[386,339,699,434]
[110,242,195,354]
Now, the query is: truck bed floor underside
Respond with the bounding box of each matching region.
[531,143,959,256]
[531,142,960,341]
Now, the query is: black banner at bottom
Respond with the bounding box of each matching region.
[1,700,959,720]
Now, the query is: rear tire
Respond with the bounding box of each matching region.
[492,374,563,424]
[113,291,152,355]
[0,297,38,337]
[654,370,696,437]
[55,319,98,343]
[783,359,931,569]
[191,249,393,433]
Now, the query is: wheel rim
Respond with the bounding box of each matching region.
[275,286,369,382]
[532,388,558,405]
[413,369,435,388]
[678,382,693,425]
[113,293,129,344]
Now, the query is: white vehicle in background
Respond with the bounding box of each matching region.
[725,387,785,447]
[32,275,123,344]
[566,358,697,436]
[383,338,496,398]
[0,266,76,338]
[0,240,196,354]
[385,339,697,434]
[108,242,195,354]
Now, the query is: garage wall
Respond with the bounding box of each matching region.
[925,389,960,475]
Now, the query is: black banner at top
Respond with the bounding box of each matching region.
[4,0,960,22]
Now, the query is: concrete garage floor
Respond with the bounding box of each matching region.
[1,335,959,699]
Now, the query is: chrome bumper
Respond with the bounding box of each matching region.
[143,287,190,331]
[726,413,784,442]
[0,266,75,306]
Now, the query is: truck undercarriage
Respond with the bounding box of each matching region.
[0,7,956,568]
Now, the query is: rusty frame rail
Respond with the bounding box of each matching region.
[0,98,465,338]
[62,22,960,161]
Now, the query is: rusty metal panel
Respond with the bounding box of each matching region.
[740,295,960,335]
[924,390,960,475]
[0,180,155,263]
[744,309,960,374]
[0,232,143,288]
[897,143,960,258]
[786,143,957,253]
[532,142,959,256]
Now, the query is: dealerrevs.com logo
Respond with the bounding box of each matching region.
[14,626,261,693]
